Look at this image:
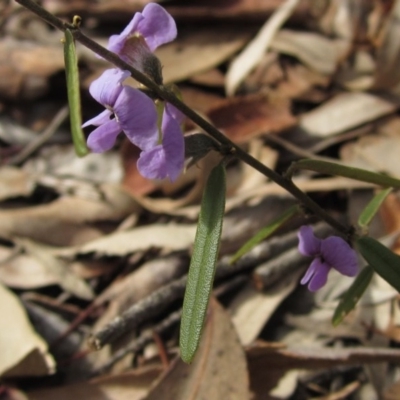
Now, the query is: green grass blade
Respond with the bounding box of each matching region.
[180,163,226,363]
[332,265,373,326]
[357,236,400,292]
[64,29,89,157]
[230,205,299,264]
[290,159,400,188]
[358,188,392,228]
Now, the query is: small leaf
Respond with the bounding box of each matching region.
[332,265,373,326]
[358,188,392,228]
[64,29,89,157]
[180,163,226,363]
[289,159,400,188]
[357,236,400,292]
[230,205,299,264]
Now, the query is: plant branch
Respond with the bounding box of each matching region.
[14,0,351,235]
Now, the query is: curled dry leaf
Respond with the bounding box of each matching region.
[0,283,55,377]
[144,298,251,400]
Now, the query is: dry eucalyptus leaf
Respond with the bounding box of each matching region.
[0,246,58,289]
[226,0,300,95]
[230,270,303,346]
[0,38,63,99]
[340,134,400,178]
[27,367,162,400]
[17,239,94,300]
[144,298,251,400]
[271,29,350,75]
[0,183,140,246]
[55,224,197,257]
[154,26,253,84]
[300,92,398,137]
[207,92,296,142]
[373,0,400,91]
[0,166,35,201]
[0,283,55,377]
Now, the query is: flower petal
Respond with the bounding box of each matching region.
[87,119,121,153]
[298,225,321,257]
[114,86,158,150]
[321,236,358,277]
[82,109,112,128]
[137,145,167,180]
[300,258,330,292]
[137,3,177,51]
[165,103,185,124]
[107,12,144,55]
[89,69,130,107]
[137,106,184,181]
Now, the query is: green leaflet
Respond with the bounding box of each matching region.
[358,188,392,229]
[288,159,400,188]
[230,205,299,264]
[64,28,89,157]
[357,236,400,293]
[180,163,226,363]
[332,265,373,326]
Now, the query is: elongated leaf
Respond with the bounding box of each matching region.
[289,159,400,188]
[180,163,226,363]
[332,265,373,326]
[230,205,299,264]
[358,188,392,228]
[357,236,400,292]
[64,29,89,157]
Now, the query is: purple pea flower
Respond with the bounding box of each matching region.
[83,68,185,181]
[83,68,158,153]
[298,225,358,292]
[138,103,185,181]
[107,3,176,81]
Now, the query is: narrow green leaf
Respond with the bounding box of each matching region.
[358,188,392,228]
[357,236,400,292]
[180,163,226,363]
[290,159,400,188]
[332,265,373,326]
[64,29,89,157]
[230,205,299,264]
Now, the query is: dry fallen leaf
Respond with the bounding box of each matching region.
[300,92,398,137]
[230,270,303,346]
[207,92,296,143]
[55,223,197,257]
[144,298,251,400]
[27,366,162,400]
[0,283,55,377]
[0,166,35,201]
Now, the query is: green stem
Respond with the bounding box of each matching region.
[14,0,351,235]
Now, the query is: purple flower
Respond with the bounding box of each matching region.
[138,103,185,181]
[107,3,176,80]
[83,68,158,153]
[298,225,358,292]
[83,69,185,181]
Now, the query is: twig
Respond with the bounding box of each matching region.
[7,105,69,165]
[88,224,328,349]
[14,0,351,236]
